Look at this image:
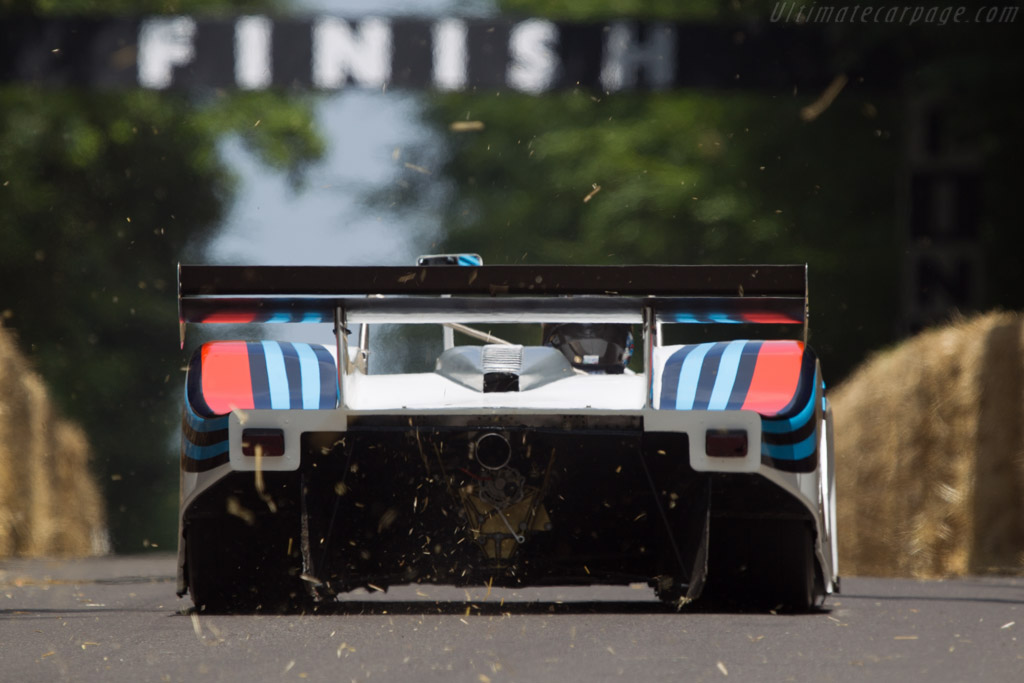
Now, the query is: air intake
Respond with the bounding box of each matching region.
[481,344,523,392]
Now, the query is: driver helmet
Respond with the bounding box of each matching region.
[542,323,634,374]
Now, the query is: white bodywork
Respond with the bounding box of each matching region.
[178,342,839,599]
[176,261,837,602]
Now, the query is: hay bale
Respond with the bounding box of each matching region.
[832,311,1024,577]
[0,325,108,557]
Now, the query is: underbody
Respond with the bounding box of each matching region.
[181,413,820,608]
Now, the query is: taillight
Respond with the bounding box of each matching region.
[241,428,285,457]
[705,429,748,458]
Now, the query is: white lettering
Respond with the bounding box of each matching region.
[507,19,559,94]
[600,22,676,92]
[138,16,196,89]
[432,19,467,91]
[312,17,391,89]
[235,16,272,90]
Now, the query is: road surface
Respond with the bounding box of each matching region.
[1,554,1021,682]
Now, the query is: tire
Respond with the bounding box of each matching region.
[186,514,306,613]
[704,518,821,613]
[763,520,819,612]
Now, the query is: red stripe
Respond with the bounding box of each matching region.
[202,312,258,323]
[741,340,804,416]
[741,312,802,324]
[201,342,255,414]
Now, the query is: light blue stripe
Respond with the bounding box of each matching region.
[674,343,713,410]
[301,311,324,323]
[663,315,745,325]
[761,368,820,434]
[707,340,747,410]
[295,343,322,410]
[458,254,482,265]
[261,341,290,410]
[267,312,293,323]
[663,312,744,324]
[763,432,818,461]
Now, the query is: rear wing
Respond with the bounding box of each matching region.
[178,263,808,342]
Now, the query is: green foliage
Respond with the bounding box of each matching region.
[500,0,722,21]
[390,2,1024,383]
[411,88,902,379]
[0,50,322,551]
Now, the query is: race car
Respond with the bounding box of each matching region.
[176,256,838,612]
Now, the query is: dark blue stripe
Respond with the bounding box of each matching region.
[691,342,728,410]
[183,396,229,432]
[185,348,216,418]
[247,341,272,409]
[763,454,818,473]
[762,366,820,434]
[762,432,818,460]
[659,345,698,409]
[183,439,230,462]
[760,370,822,474]
[725,340,762,410]
[763,407,819,444]
[279,341,304,410]
[182,411,228,446]
[776,348,818,418]
[762,396,815,435]
[312,344,338,409]
[181,445,229,472]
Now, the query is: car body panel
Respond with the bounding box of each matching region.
[174,261,838,610]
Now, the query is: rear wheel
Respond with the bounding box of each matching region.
[185,514,306,613]
[704,518,821,612]
[763,520,819,612]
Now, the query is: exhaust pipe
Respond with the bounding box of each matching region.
[474,432,512,470]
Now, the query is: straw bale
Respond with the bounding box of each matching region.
[832,311,1024,577]
[0,325,108,557]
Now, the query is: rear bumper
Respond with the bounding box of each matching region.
[179,412,822,597]
[187,407,805,475]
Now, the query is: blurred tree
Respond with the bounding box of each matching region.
[0,0,323,551]
[424,90,902,377]
[388,0,1022,382]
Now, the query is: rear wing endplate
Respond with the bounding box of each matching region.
[178,263,808,344]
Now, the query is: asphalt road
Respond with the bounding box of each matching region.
[1,554,1021,683]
